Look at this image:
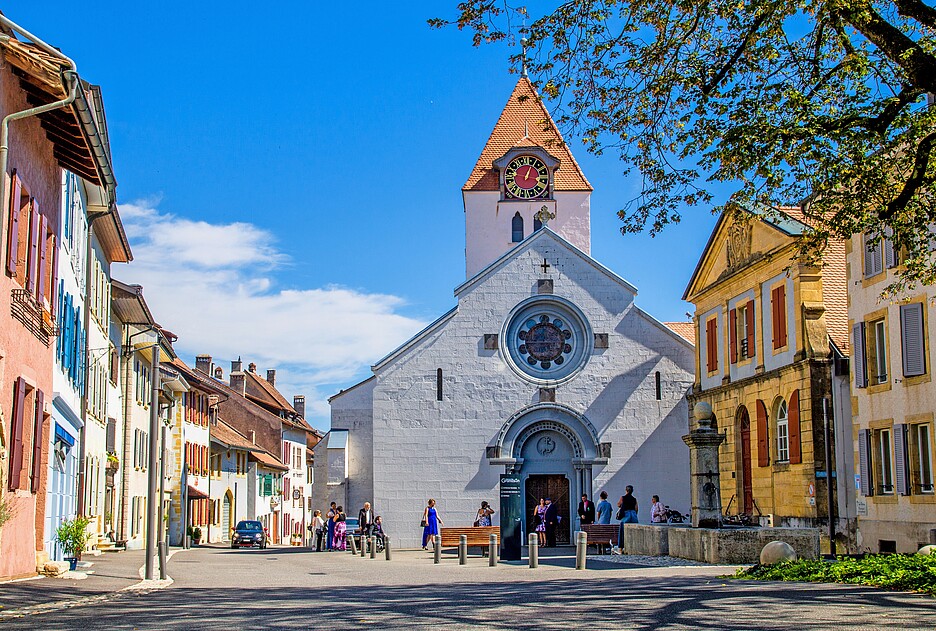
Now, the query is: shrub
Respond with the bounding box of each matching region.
[734,555,936,596]
[55,516,93,560]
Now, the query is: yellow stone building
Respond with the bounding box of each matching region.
[684,208,856,550]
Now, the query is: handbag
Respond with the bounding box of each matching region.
[473,520,480,527]
[420,519,428,528]
[615,507,624,521]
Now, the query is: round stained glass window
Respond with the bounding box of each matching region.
[501,296,592,384]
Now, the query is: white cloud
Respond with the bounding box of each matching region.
[114,200,427,430]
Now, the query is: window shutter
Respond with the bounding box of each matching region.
[26,198,40,293]
[893,423,910,495]
[746,300,756,357]
[756,399,769,467]
[49,236,59,317]
[853,322,868,388]
[36,215,48,301]
[884,236,898,269]
[729,308,738,364]
[106,418,116,453]
[858,429,872,496]
[6,172,21,275]
[864,233,883,277]
[788,389,801,464]
[771,287,780,349]
[31,389,45,493]
[900,303,926,377]
[777,285,787,348]
[8,378,27,490]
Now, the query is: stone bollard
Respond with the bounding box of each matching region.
[384,537,392,561]
[434,535,442,564]
[360,535,366,557]
[528,533,538,569]
[459,535,467,565]
[760,541,797,565]
[575,531,587,570]
[349,534,358,556]
[489,533,497,567]
[369,537,376,559]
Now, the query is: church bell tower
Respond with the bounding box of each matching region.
[461,76,593,279]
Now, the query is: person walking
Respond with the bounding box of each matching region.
[533,498,547,547]
[595,490,612,525]
[421,499,443,549]
[475,501,495,527]
[616,485,638,553]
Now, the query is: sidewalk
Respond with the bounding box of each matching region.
[0,549,149,617]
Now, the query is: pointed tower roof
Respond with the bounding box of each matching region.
[463,77,592,192]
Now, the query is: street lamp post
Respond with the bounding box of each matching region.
[144,343,160,580]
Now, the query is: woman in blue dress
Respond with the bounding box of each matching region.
[421,498,444,549]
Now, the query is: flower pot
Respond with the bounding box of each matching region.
[64,556,78,571]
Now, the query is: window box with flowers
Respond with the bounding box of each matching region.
[106,452,120,471]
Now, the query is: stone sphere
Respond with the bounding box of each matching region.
[917,545,936,556]
[760,541,797,565]
[693,401,714,422]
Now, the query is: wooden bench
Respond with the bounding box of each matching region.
[439,527,499,551]
[582,524,618,554]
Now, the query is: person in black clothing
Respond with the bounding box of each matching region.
[577,493,595,526]
[359,502,375,538]
[543,497,559,547]
[616,485,638,553]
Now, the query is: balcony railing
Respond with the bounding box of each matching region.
[11,288,58,345]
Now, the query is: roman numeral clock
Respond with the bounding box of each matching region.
[494,147,559,201]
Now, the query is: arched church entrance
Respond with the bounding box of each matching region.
[520,428,575,545]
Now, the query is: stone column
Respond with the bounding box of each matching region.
[682,401,726,528]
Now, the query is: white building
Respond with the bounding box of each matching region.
[317,77,695,547]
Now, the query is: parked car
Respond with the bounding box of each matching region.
[231,520,267,549]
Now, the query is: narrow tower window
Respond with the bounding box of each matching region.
[436,368,443,401]
[655,371,662,400]
[512,213,524,242]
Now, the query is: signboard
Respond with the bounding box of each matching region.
[500,474,523,561]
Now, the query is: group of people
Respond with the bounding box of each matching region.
[311,501,386,552]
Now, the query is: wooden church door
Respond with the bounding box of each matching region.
[525,474,571,544]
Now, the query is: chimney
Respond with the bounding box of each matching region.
[293,395,305,418]
[249,430,256,445]
[266,369,276,386]
[230,371,246,396]
[214,366,223,380]
[248,362,257,373]
[231,356,242,373]
[195,354,212,374]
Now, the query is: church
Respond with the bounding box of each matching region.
[313,76,695,548]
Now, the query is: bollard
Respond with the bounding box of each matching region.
[434,535,442,564]
[489,533,497,567]
[575,530,587,570]
[369,537,376,559]
[459,535,467,565]
[349,534,358,556]
[158,541,167,580]
[384,537,392,561]
[528,533,538,569]
[360,535,366,557]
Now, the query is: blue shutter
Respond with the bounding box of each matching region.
[894,424,910,495]
[853,323,868,388]
[900,303,926,377]
[858,429,872,496]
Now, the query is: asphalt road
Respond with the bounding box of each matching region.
[4,545,935,630]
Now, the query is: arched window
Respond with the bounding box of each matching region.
[512,212,524,242]
[775,398,789,462]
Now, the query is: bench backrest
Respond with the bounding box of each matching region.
[439,526,500,546]
[582,524,619,545]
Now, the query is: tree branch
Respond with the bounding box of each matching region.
[892,0,936,29]
[881,131,936,221]
[702,7,777,95]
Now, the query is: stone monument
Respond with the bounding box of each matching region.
[682,401,726,528]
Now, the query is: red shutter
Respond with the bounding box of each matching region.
[746,300,756,357]
[26,198,40,294]
[756,399,769,467]
[6,172,21,275]
[788,389,801,464]
[706,319,717,372]
[770,287,779,349]
[777,285,788,348]
[36,214,48,301]
[8,378,27,490]
[729,308,738,364]
[31,389,45,493]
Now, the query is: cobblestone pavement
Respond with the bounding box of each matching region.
[1,545,934,630]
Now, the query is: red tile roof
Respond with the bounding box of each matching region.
[664,322,696,344]
[463,77,592,192]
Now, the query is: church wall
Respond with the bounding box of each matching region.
[369,235,694,547]
[464,191,591,278]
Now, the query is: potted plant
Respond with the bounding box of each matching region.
[105,452,119,471]
[55,516,92,570]
[188,526,202,546]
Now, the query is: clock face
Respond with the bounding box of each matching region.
[504,156,549,199]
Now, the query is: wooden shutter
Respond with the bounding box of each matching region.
[26,198,40,293]
[788,389,801,464]
[864,233,883,277]
[36,214,48,301]
[884,236,898,269]
[853,322,868,388]
[858,429,872,496]
[8,378,27,490]
[771,287,780,349]
[746,300,756,358]
[49,237,59,317]
[776,285,787,348]
[756,399,769,467]
[893,423,910,495]
[900,303,926,377]
[729,308,738,364]
[6,171,21,275]
[30,389,45,493]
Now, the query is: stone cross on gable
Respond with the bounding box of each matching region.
[535,205,555,227]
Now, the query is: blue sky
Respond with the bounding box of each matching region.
[10,3,720,429]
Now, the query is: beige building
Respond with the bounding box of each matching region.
[848,230,936,552]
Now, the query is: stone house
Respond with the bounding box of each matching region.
[683,208,856,551]
[848,230,936,552]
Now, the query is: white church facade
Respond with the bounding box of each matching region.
[314,77,695,548]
